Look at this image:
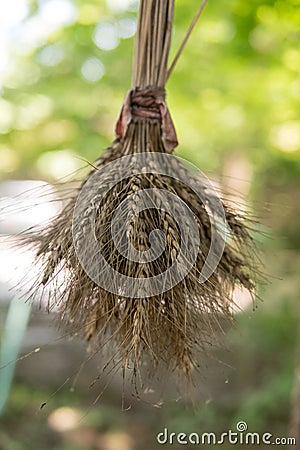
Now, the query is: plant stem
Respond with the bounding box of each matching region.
[132,0,175,88]
[0,297,31,416]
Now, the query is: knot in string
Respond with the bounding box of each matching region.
[116,86,178,153]
[130,87,165,121]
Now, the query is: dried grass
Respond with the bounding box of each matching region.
[21,0,260,391]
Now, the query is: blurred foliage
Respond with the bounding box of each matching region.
[0,0,299,180]
[1,0,299,246]
[0,0,299,449]
[0,302,298,450]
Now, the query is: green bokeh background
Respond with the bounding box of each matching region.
[0,0,299,449]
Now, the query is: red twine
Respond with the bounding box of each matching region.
[115,87,178,153]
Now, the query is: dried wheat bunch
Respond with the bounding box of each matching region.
[22,0,259,388]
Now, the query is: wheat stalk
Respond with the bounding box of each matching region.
[21,0,261,394]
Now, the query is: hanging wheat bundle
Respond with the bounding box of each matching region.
[22,0,259,390]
